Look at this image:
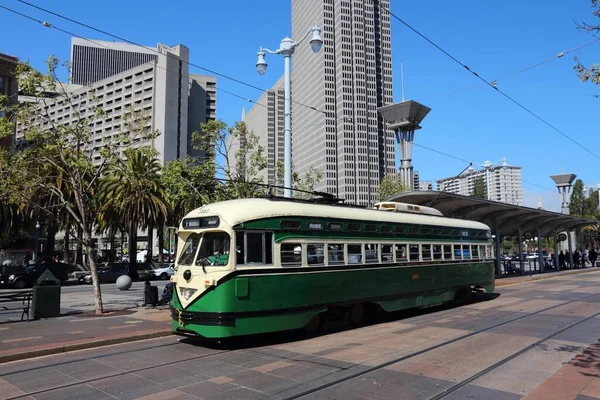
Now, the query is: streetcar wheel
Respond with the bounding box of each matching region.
[304,314,321,336]
[454,287,474,302]
[350,303,364,326]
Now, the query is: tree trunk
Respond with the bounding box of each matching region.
[76,226,83,266]
[157,224,165,263]
[109,228,116,262]
[128,225,139,280]
[63,225,70,263]
[146,223,154,263]
[83,228,103,315]
[45,217,58,258]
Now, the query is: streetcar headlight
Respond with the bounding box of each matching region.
[179,287,198,300]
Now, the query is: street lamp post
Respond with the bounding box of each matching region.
[469,157,508,201]
[166,226,178,262]
[256,25,323,198]
[34,221,40,262]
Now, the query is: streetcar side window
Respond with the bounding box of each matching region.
[433,245,442,260]
[395,244,407,262]
[236,231,274,266]
[328,244,345,265]
[281,243,302,266]
[365,244,378,263]
[454,245,463,260]
[348,244,362,264]
[443,245,453,260]
[422,244,432,261]
[381,244,393,262]
[307,244,325,266]
[409,244,420,262]
[471,245,479,259]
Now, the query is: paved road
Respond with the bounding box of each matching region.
[2,272,600,399]
[0,281,171,323]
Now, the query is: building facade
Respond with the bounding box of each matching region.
[242,76,286,186]
[0,53,19,148]
[19,41,216,167]
[188,74,217,161]
[436,165,524,206]
[70,38,157,85]
[291,0,395,206]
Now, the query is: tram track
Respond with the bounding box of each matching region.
[5,344,233,400]
[5,283,600,400]
[430,307,600,399]
[283,290,600,399]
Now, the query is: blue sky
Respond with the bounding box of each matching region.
[1,0,599,211]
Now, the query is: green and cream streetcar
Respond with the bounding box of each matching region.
[171,197,494,339]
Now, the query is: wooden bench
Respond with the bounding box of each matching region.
[0,290,33,321]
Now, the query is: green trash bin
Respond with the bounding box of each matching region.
[31,268,61,319]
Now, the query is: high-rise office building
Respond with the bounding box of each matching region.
[70,38,157,85]
[291,0,395,206]
[19,40,217,167]
[436,164,524,206]
[243,76,286,186]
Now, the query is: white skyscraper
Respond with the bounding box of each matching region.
[291,0,395,206]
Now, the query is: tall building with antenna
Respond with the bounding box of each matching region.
[291,0,395,206]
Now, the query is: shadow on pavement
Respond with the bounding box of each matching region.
[178,291,501,351]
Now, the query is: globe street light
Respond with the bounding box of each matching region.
[468,157,508,201]
[256,25,323,198]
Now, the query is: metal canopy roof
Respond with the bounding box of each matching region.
[386,191,598,237]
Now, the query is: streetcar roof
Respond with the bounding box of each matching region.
[182,198,490,231]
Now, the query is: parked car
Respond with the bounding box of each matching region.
[82,263,128,284]
[1,262,74,289]
[144,263,174,280]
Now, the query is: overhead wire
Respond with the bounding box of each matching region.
[13,0,328,116]
[427,37,600,100]
[3,2,562,197]
[376,1,600,161]
[411,142,558,194]
[0,4,268,109]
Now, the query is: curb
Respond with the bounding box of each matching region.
[0,330,172,364]
[496,267,600,287]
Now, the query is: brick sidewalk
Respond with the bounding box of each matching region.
[0,306,172,363]
[1,268,598,365]
[496,266,600,287]
[523,340,600,400]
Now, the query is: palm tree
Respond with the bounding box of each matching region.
[98,148,167,277]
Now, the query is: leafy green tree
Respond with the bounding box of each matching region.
[98,148,167,275]
[193,119,268,199]
[574,1,600,97]
[0,57,159,314]
[570,179,585,216]
[472,176,487,199]
[377,174,405,202]
[274,160,323,199]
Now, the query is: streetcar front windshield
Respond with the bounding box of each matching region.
[195,232,231,266]
[178,233,200,266]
